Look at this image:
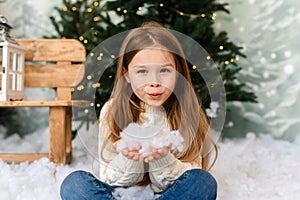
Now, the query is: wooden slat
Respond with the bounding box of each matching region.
[0,100,91,107]
[16,39,86,62]
[0,153,49,163]
[57,88,72,101]
[49,107,68,164]
[24,64,85,87]
[65,107,73,163]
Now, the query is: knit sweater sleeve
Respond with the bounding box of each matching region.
[148,152,201,193]
[98,102,144,187]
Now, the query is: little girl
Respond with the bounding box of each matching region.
[60,21,218,200]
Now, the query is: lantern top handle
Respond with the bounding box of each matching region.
[0,14,17,44]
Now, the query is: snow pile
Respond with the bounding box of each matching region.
[0,127,300,200]
[113,185,161,200]
[213,134,300,200]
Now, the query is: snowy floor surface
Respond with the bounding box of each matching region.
[0,127,299,200]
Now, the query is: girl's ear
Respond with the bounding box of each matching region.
[122,66,130,83]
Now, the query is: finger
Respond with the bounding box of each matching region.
[133,154,140,161]
[122,149,129,156]
[157,147,169,156]
[152,152,161,160]
[144,155,154,163]
[128,151,135,158]
[152,148,158,153]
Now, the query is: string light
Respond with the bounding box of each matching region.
[87,7,92,12]
[117,7,121,12]
[127,3,217,20]
[84,39,88,44]
[192,65,197,69]
[111,54,115,58]
[206,56,211,60]
[96,104,101,107]
[93,16,100,21]
[63,6,68,11]
[211,13,217,20]
[230,58,235,62]
[92,83,101,88]
[79,36,84,41]
[224,61,230,65]
[219,45,224,50]
[77,85,84,91]
[89,52,94,57]
[97,52,103,60]
[84,109,89,113]
[236,55,240,61]
[87,75,92,80]
[71,6,77,11]
[93,1,99,7]
[109,75,113,79]
[90,102,94,107]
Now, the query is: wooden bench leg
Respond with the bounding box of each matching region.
[49,106,72,164]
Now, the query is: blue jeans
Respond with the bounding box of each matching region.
[60,169,217,200]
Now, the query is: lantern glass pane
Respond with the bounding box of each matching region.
[10,52,16,71]
[17,74,22,91]
[17,53,23,72]
[13,73,17,91]
[8,73,13,90]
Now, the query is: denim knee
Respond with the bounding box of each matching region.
[189,169,218,198]
[60,170,87,198]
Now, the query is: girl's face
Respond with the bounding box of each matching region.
[125,48,177,106]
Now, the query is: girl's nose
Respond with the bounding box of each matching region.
[150,82,160,87]
[148,72,161,87]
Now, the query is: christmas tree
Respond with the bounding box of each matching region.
[217,0,300,139]
[49,0,257,130]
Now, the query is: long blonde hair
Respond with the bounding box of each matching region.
[100,21,217,186]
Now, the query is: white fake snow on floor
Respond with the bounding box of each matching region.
[0,127,299,200]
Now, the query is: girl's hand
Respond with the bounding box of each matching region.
[113,140,144,162]
[144,144,171,163]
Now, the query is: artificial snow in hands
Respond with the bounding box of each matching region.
[116,122,184,157]
[0,125,300,200]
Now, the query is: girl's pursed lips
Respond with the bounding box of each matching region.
[147,93,163,99]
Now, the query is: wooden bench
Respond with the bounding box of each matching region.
[0,39,87,164]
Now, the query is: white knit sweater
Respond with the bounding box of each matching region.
[98,101,201,193]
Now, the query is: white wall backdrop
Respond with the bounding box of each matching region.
[1,0,300,140]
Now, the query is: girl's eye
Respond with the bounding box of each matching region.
[160,68,172,73]
[137,69,147,74]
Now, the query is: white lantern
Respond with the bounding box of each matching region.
[0,15,25,101]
